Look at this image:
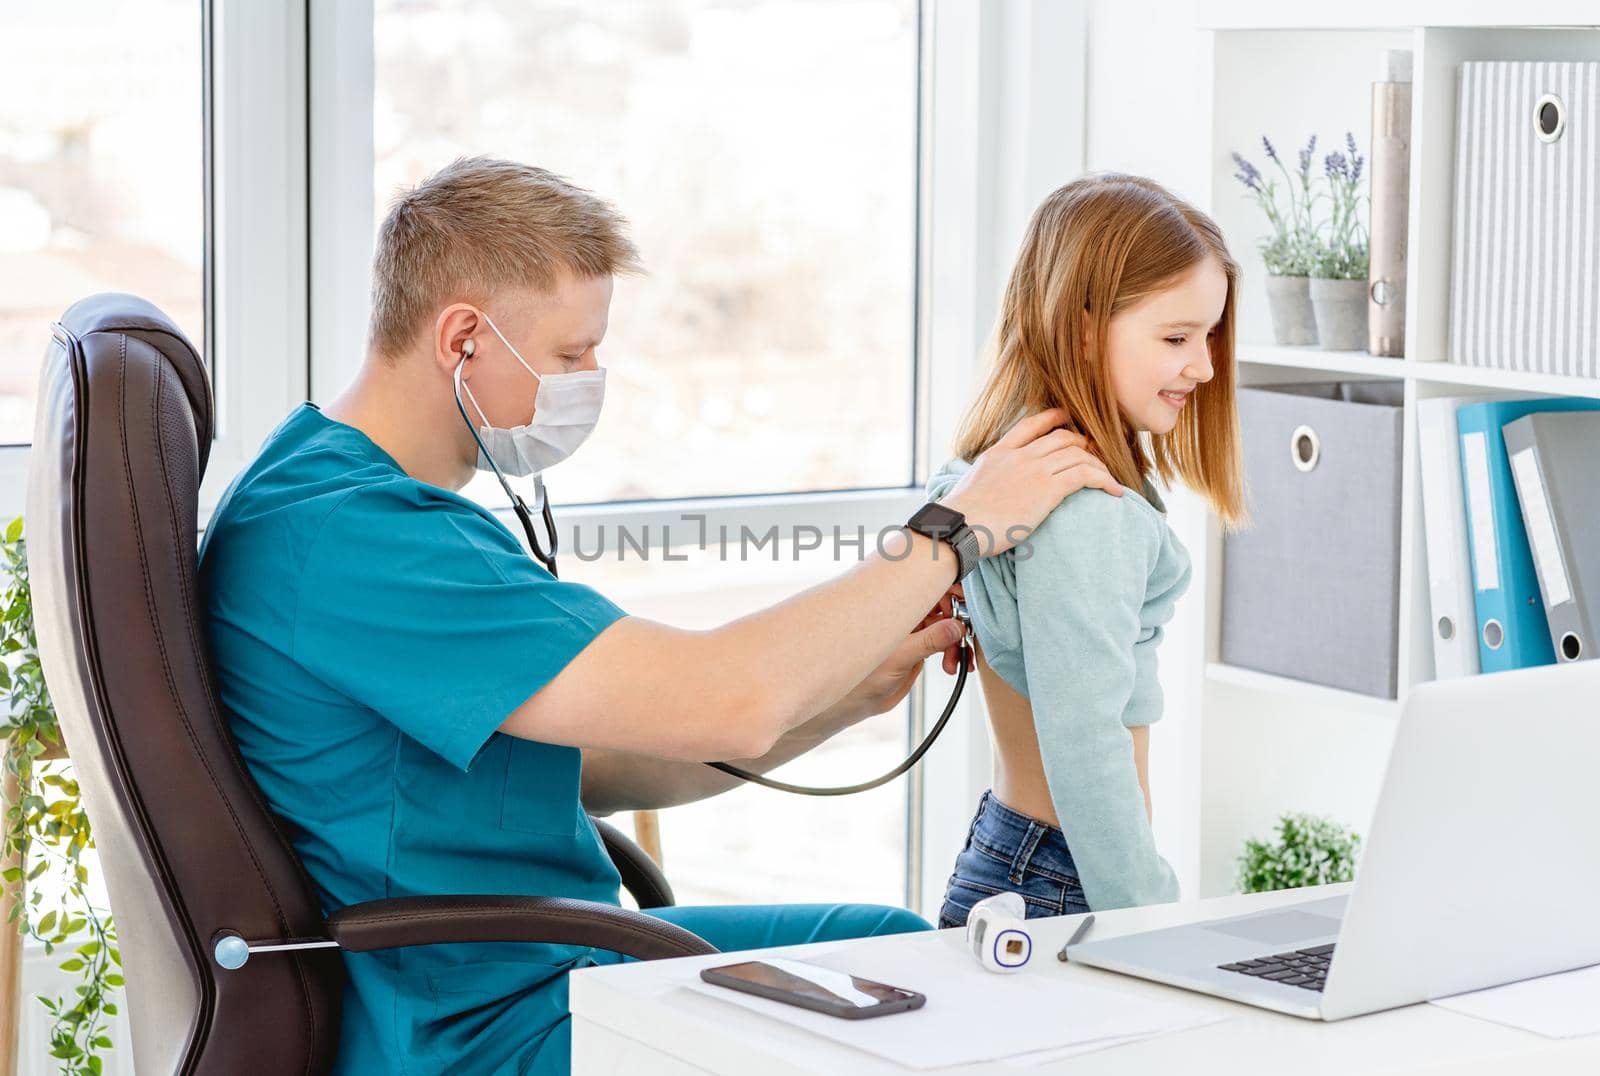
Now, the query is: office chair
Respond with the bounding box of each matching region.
[24,293,715,1074]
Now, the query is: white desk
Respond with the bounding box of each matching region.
[570,884,1600,1075]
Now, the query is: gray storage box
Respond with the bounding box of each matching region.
[1220,382,1405,698]
[1450,61,1600,377]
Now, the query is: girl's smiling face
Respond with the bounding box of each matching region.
[1099,256,1228,435]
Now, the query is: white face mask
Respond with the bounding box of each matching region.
[455,310,606,478]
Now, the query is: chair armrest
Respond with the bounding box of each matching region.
[590,815,675,909]
[326,894,717,962]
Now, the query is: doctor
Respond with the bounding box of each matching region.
[196,157,1122,1076]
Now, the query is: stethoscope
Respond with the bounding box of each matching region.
[454,352,974,796]
[707,600,972,797]
[454,353,561,577]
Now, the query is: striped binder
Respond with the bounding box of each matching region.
[1450,61,1600,377]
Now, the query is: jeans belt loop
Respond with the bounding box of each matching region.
[1008,820,1045,885]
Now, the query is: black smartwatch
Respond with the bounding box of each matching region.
[904,502,981,582]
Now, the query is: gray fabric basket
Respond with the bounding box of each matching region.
[1220,382,1405,698]
[1450,61,1600,377]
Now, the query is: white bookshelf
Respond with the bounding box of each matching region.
[1186,17,1600,897]
[1195,2,1600,32]
[1203,663,1405,719]
[1240,345,1600,398]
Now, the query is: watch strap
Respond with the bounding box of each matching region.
[905,504,980,581]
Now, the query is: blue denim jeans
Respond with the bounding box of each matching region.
[939,790,1091,929]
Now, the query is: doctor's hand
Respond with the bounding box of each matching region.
[939,407,1122,556]
[929,582,973,676]
[836,612,969,720]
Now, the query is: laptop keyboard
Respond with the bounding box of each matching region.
[1218,943,1336,992]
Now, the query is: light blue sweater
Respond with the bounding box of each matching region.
[927,457,1190,910]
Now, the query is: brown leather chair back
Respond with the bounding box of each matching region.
[26,294,342,1074]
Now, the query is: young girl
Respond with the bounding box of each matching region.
[926,173,1246,926]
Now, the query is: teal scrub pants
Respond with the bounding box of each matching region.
[541,902,932,1071]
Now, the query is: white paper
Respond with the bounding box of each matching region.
[1430,964,1600,1038]
[682,934,1223,1070]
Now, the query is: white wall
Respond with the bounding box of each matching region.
[1084,1,1213,199]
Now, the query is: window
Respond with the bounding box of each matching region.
[372,0,920,505]
[0,2,207,446]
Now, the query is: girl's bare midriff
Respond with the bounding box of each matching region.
[972,642,1153,829]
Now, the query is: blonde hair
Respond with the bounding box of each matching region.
[953,172,1247,527]
[368,156,643,359]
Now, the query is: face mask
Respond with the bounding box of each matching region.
[455,310,606,478]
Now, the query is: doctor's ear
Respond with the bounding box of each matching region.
[433,303,484,370]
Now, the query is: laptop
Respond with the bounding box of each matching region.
[1065,660,1600,1020]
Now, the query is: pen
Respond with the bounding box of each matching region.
[1056,913,1095,962]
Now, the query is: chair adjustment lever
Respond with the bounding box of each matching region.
[212,931,339,970]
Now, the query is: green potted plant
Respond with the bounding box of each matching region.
[1307,132,1371,352]
[1232,134,1321,346]
[2,517,124,1074]
[1236,811,1361,893]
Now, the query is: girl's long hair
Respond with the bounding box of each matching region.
[953,173,1247,528]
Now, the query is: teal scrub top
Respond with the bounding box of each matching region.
[197,402,630,1075]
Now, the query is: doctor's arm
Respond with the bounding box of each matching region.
[578,604,966,815]
[498,409,1119,766]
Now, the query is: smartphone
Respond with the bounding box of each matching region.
[699,958,926,1020]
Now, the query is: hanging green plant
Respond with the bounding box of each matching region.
[2,517,123,1074]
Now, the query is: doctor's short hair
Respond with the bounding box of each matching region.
[952,172,1247,528]
[368,156,642,360]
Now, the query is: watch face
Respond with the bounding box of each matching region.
[910,503,964,531]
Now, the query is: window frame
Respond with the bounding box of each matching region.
[204,0,312,511]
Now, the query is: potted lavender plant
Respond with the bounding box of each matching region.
[1232,135,1320,345]
[1307,133,1371,351]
